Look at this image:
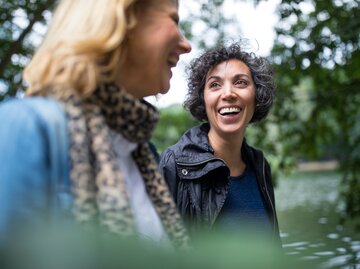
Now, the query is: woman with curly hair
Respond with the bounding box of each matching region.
[159,41,281,244]
[0,0,191,248]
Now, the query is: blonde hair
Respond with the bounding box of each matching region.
[24,0,145,97]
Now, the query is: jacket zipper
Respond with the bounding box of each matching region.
[262,156,277,240]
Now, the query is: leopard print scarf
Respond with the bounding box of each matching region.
[56,83,189,248]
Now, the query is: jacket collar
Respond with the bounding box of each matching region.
[172,123,265,179]
[173,123,214,164]
[241,140,264,176]
[174,123,263,159]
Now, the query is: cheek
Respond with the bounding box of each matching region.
[248,94,256,116]
[246,89,256,106]
[242,90,256,117]
[203,93,214,113]
[250,94,256,107]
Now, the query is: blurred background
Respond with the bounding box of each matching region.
[0,0,359,268]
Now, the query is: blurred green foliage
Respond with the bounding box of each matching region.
[0,0,56,101]
[179,0,233,49]
[3,224,304,269]
[270,0,360,226]
[152,104,200,153]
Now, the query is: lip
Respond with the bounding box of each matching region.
[218,113,242,127]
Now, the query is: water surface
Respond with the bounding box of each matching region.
[276,170,360,268]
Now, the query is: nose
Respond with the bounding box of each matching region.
[179,34,192,54]
[222,83,236,100]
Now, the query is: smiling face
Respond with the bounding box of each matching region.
[204,59,256,140]
[117,0,191,99]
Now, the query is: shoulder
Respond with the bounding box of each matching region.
[159,146,176,168]
[162,123,209,157]
[0,96,64,119]
[0,96,70,197]
[0,97,67,141]
[0,97,69,180]
[0,97,65,129]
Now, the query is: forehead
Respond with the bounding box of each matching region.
[207,59,251,77]
[135,0,179,23]
[146,0,178,8]
[164,0,178,6]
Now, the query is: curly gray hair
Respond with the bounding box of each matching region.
[184,41,276,123]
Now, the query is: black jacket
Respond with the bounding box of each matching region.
[159,123,280,242]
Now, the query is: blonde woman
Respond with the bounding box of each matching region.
[0,0,191,248]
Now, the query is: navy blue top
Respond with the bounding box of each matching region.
[214,166,271,234]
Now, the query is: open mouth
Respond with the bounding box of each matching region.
[218,106,241,116]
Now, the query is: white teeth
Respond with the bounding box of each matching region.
[219,107,241,115]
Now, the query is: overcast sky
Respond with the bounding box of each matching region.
[146,0,281,108]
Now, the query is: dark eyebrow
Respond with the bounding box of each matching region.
[206,73,250,82]
[233,74,251,79]
[206,75,221,82]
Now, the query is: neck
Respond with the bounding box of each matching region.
[208,129,246,176]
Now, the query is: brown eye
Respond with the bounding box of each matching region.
[209,82,220,88]
[235,80,248,87]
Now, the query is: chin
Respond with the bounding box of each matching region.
[159,82,170,94]
[219,125,246,135]
[160,88,170,95]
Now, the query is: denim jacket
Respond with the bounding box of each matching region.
[0,97,72,241]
